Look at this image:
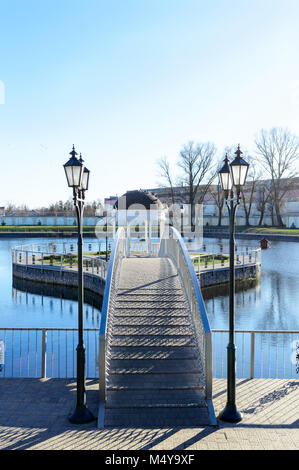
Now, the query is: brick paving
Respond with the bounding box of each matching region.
[0,377,298,450]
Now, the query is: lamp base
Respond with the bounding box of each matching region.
[69,404,95,424]
[218,403,243,423]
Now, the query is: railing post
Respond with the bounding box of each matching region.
[205,331,212,399]
[99,335,106,402]
[42,329,47,378]
[250,331,255,379]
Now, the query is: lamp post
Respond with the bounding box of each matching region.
[218,145,249,423]
[180,205,184,238]
[105,213,108,262]
[63,146,95,424]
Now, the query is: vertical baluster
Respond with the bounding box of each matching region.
[42,329,47,378]
[282,334,285,378]
[27,330,30,377]
[19,330,22,377]
[58,330,60,378]
[260,334,263,378]
[65,331,68,378]
[4,330,6,378]
[35,330,38,377]
[250,332,255,379]
[73,330,75,378]
[268,334,271,378]
[51,330,54,377]
[11,330,14,377]
[276,333,279,378]
[220,332,223,377]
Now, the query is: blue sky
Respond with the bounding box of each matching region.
[0,0,299,207]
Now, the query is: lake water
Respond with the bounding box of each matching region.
[0,236,298,379]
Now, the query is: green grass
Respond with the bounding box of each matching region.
[245,227,299,235]
[0,225,96,232]
[42,251,110,267]
[189,252,229,267]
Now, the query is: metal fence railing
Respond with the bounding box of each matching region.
[190,248,261,273]
[12,244,109,280]
[0,328,99,379]
[0,328,298,380]
[212,330,299,379]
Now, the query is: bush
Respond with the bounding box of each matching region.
[1,220,5,226]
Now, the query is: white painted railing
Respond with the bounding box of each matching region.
[12,245,109,280]
[190,248,261,273]
[159,226,213,400]
[0,328,99,379]
[0,328,298,380]
[98,228,127,403]
[212,330,299,379]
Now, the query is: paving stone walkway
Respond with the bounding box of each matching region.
[0,378,298,450]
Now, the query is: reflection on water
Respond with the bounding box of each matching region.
[0,236,102,329]
[203,238,299,331]
[0,236,298,379]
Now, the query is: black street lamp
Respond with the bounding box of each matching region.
[63,146,95,424]
[218,145,249,423]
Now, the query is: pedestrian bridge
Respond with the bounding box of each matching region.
[98,226,216,427]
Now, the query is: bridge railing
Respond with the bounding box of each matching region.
[99,227,127,403]
[159,226,213,400]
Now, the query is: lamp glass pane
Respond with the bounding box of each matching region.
[72,165,83,187]
[82,170,89,191]
[231,164,248,187]
[64,166,74,187]
[219,172,232,191]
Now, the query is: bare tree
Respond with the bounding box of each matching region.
[210,184,225,226]
[240,159,262,226]
[255,181,272,226]
[255,127,299,226]
[157,156,176,206]
[178,141,217,228]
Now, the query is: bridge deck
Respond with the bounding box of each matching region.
[104,257,211,427]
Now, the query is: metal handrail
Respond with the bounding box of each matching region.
[1,327,297,380]
[159,226,212,399]
[99,227,126,402]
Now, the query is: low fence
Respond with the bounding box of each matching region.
[0,328,298,380]
[0,328,99,379]
[212,330,299,379]
[12,243,109,280]
[190,248,261,273]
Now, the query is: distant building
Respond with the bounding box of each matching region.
[104,196,118,210]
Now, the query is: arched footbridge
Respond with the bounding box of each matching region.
[98,227,216,427]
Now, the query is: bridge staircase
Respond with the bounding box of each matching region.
[98,228,216,427]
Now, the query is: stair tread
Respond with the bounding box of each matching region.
[113,316,190,326]
[108,359,201,374]
[111,326,193,336]
[109,337,196,347]
[108,346,198,360]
